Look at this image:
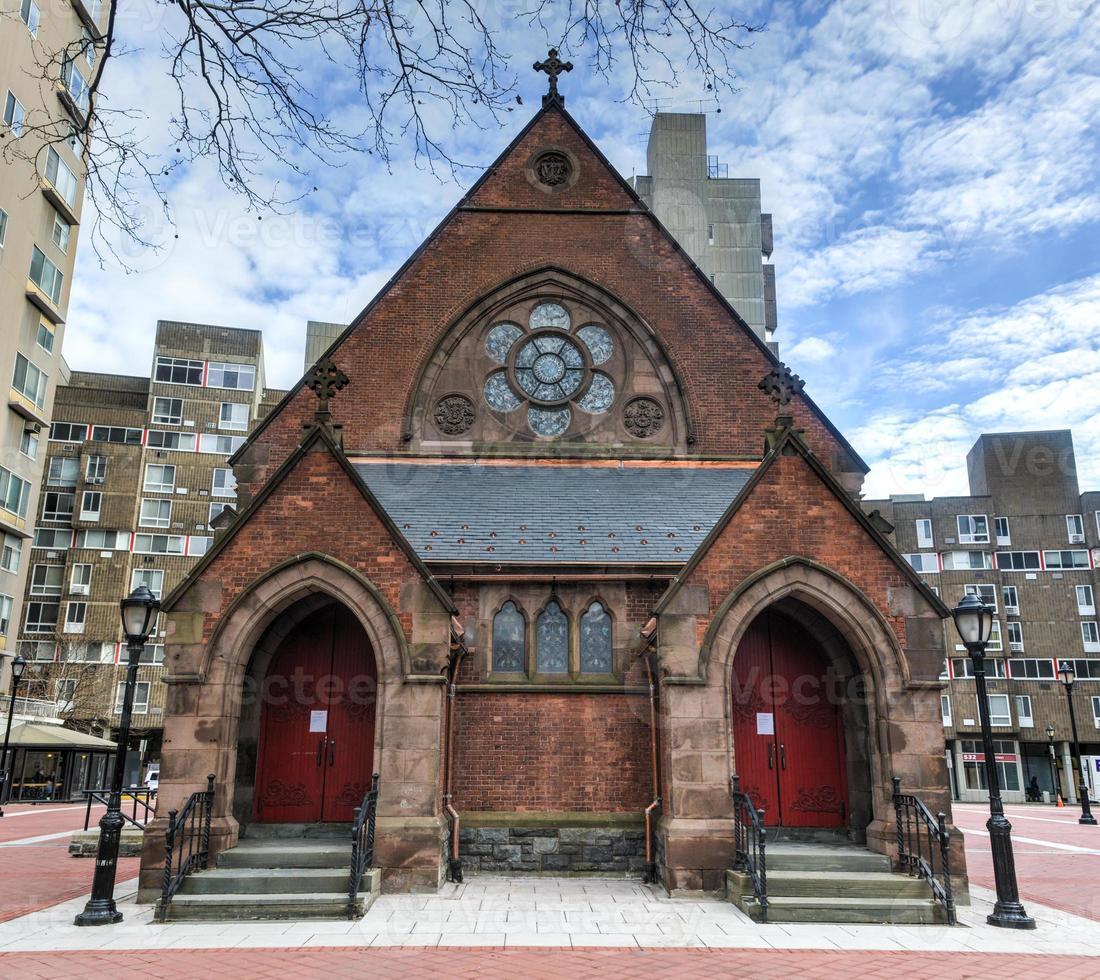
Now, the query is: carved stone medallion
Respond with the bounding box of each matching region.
[433,395,476,436]
[623,397,664,438]
[535,151,572,187]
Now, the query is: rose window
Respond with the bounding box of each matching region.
[483,302,617,437]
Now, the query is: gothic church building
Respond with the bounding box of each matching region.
[140,78,962,903]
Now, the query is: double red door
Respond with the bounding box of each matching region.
[731,612,848,828]
[254,605,377,823]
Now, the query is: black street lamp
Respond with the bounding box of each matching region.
[953,594,1035,929]
[1,654,28,817]
[1056,661,1097,826]
[74,585,160,926]
[1046,723,1058,803]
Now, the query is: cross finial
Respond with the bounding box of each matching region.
[758,363,805,408]
[306,355,349,419]
[533,48,573,106]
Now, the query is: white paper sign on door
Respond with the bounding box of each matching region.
[756,712,774,735]
[309,710,328,733]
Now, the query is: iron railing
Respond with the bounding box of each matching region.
[730,775,767,922]
[347,773,380,919]
[892,776,957,925]
[82,787,155,830]
[156,774,215,922]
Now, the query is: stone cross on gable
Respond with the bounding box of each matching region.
[758,363,805,408]
[306,355,349,419]
[533,48,573,106]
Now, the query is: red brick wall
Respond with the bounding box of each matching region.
[452,692,652,812]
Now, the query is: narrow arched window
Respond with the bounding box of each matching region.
[536,600,569,673]
[492,601,525,672]
[580,601,613,674]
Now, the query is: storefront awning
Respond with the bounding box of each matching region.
[5,722,117,750]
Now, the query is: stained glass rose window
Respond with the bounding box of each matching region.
[481,301,617,437]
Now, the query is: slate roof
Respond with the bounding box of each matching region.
[355,462,756,564]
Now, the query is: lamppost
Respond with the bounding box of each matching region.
[1057,661,1097,826]
[1046,723,1058,803]
[953,594,1035,929]
[1,654,27,817]
[74,585,160,926]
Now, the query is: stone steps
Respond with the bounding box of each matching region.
[180,867,359,895]
[218,841,352,870]
[766,869,930,899]
[744,894,947,925]
[165,891,368,921]
[766,844,892,873]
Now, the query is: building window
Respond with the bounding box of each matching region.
[25,601,59,633]
[1,533,22,573]
[19,640,56,662]
[209,501,231,524]
[131,568,164,597]
[189,536,212,556]
[957,514,989,544]
[44,147,78,206]
[1044,550,1090,571]
[79,491,101,521]
[915,519,934,549]
[580,601,613,674]
[47,457,79,486]
[133,533,185,555]
[28,247,64,305]
[143,464,176,493]
[1006,621,1024,652]
[964,583,997,611]
[211,468,236,498]
[986,694,1011,727]
[988,620,1003,651]
[1093,696,1100,729]
[116,681,151,714]
[218,402,249,431]
[207,361,256,391]
[1015,695,1033,729]
[1060,658,1100,679]
[996,551,1041,571]
[51,212,71,252]
[32,528,70,549]
[3,91,26,136]
[941,694,952,727]
[1002,585,1020,615]
[13,352,49,409]
[90,425,142,445]
[42,491,75,522]
[151,397,183,425]
[904,553,939,573]
[1083,622,1100,653]
[30,564,63,596]
[147,430,196,451]
[198,433,245,455]
[994,516,1011,546]
[36,320,56,354]
[19,428,39,461]
[85,455,107,482]
[1078,585,1096,616]
[70,563,92,594]
[139,498,172,528]
[0,208,6,246]
[64,601,87,633]
[1008,658,1056,680]
[952,657,1007,679]
[0,465,31,519]
[60,58,90,116]
[535,600,569,674]
[707,223,715,244]
[19,0,40,36]
[0,594,12,636]
[51,421,87,443]
[961,738,1020,793]
[491,600,525,673]
[140,644,165,665]
[942,551,993,571]
[154,357,204,386]
[1067,514,1086,544]
[75,529,123,550]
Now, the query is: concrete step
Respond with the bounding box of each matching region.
[218,841,350,870]
[765,845,892,873]
[180,867,359,896]
[243,823,352,840]
[766,869,931,899]
[747,895,948,925]
[164,892,365,921]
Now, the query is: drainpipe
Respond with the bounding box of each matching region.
[443,617,468,883]
[640,616,661,885]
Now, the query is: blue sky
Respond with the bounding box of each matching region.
[66,1,1100,498]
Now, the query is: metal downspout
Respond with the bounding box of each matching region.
[443,634,467,883]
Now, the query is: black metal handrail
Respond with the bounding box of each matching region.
[730,775,767,922]
[347,773,380,919]
[82,787,155,830]
[892,776,957,925]
[156,774,215,922]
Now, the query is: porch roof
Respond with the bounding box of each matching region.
[354,460,756,564]
[5,722,117,750]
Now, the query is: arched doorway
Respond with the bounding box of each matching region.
[731,610,849,828]
[253,602,377,823]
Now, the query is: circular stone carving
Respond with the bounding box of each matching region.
[433,394,476,435]
[623,397,664,438]
[535,151,572,187]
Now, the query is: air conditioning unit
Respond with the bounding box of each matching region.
[70,584,89,595]
[1010,642,1024,653]
[156,450,167,458]
[1005,606,1020,616]
[24,420,42,434]
[87,476,104,485]
[1070,533,1085,544]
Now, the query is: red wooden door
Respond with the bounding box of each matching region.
[731,613,847,828]
[254,606,377,823]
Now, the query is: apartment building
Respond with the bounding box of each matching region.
[11,321,284,794]
[1,0,102,693]
[631,112,778,346]
[866,430,1100,805]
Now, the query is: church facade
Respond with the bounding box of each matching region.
[137,79,962,903]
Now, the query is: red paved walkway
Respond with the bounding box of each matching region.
[0,948,1096,980]
[954,802,1100,922]
[0,803,139,923]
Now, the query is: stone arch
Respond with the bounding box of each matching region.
[403,265,693,449]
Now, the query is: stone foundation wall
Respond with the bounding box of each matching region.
[458,822,646,875]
